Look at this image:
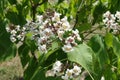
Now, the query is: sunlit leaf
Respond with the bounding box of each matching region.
[67,43,94,72]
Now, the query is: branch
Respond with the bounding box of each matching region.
[73,0,84,29]
[30,0,48,22]
[83,25,100,40]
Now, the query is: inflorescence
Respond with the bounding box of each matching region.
[6,11,81,53]
[103,11,120,33]
[45,60,82,80]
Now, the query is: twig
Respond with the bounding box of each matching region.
[83,26,100,40]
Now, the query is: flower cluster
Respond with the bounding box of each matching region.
[45,61,63,77]
[6,10,81,53]
[6,24,26,43]
[24,11,81,53]
[45,61,82,80]
[62,29,81,52]
[103,11,120,33]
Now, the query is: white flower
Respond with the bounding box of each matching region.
[22,27,26,31]
[38,44,47,53]
[16,25,20,31]
[103,11,111,18]
[61,16,68,22]
[60,16,71,31]
[11,30,17,35]
[62,69,73,80]
[45,70,55,77]
[57,29,64,40]
[66,69,73,79]
[43,28,53,37]
[73,29,79,33]
[111,23,118,29]
[72,65,81,76]
[110,14,116,21]
[43,20,49,26]
[61,74,69,80]
[115,11,120,21]
[6,27,10,32]
[39,24,45,30]
[55,71,64,76]
[10,36,16,42]
[17,35,22,40]
[72,29,81,41]
[61,22,71,31]
[65,36,75,44]
[62,44,73,52]
[36,15,43,23]
[101,76,105,80]
[103,11,120,34]
[72,29,79,35]
[52,12,61,22]
[103,18,109,24]
[38,36,47,44]
[53,61,62,72]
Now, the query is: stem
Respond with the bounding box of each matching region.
[86,69,95,80]
[78,0,84,12]
[32,6,37,22]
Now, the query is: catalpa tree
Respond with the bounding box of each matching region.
[0,0,120,80]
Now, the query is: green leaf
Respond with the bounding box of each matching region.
[77,23,91,32]
[89,34,109,68]
[43,49,67,67]
[24,57,38,80]
[88,34,111,79]
[0,43,17,61]
[6,11,19,25]
[112,36,120,57]
[67,43,94,72]
[25,37,37,53]
[6,11,26,25]
[104,33,113,48]
[18,43,30,68]
[8,0,17,4]
[31,67,61,80]
[104,65,117,80]
[110,0,120,12]
[92,2,106,24]
[52,41,59,50]
[0,20,17,61]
